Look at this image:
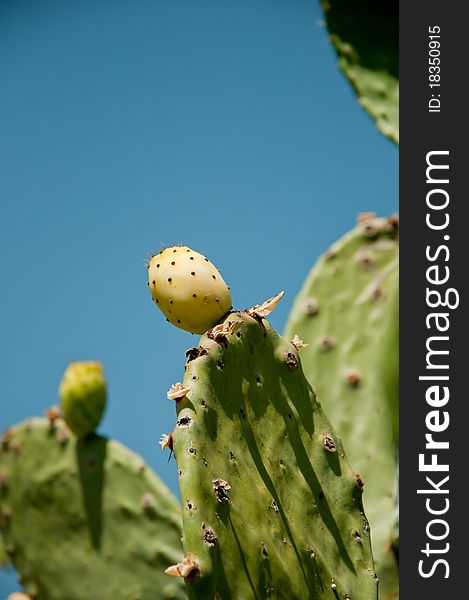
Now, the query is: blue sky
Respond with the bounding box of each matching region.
[0,0,397,593]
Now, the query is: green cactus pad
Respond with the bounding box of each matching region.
[59,361,107,438]
[322,0,398,143]
[284,216,399,600]
[0,418,186,600]
[0,533,8,568]
[171,312,378,599]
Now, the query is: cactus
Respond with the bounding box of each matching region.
[168,310,378,599]
[322,0,398,143]
[284,215,399,599]
[148,246,232,334]
[0,534,8,569]
[0,417,186,600]
[59,361,107,438]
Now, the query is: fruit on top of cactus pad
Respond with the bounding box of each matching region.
[148,246,232,334]
[59,361,107,438]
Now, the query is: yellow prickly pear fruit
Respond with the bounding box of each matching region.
[148,246,232,334]
[59,361,107,438]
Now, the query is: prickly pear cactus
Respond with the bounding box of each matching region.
[168,311,378,599]
[0,533,8,568]
[148,246,232,334]
[284,215,399,600]
[0,418,186,600]
[59,361,107,438]
[322,0,398,143]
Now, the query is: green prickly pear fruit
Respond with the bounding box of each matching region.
[59,361,106,438]
[148,245,232,334]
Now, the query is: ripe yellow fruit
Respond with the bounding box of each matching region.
[148,246,232,334]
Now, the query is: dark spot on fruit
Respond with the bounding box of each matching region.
[188,445,196,455]
[193,293,197,297]
[191,271,195,276]
[168,277,172,283]
[177,319,181,323]
[171,261,175,265]
[156,264,160,268]
[190,256,194,260]
[212,275,216,280]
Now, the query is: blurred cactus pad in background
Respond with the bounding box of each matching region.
[0,0,398,598]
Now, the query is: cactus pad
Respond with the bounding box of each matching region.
[322,0,398,143]
[0,418,186,600]
[284,215,399,599]
[59,361,107,438]
[148,246,232,334]
[171,311,378,599]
